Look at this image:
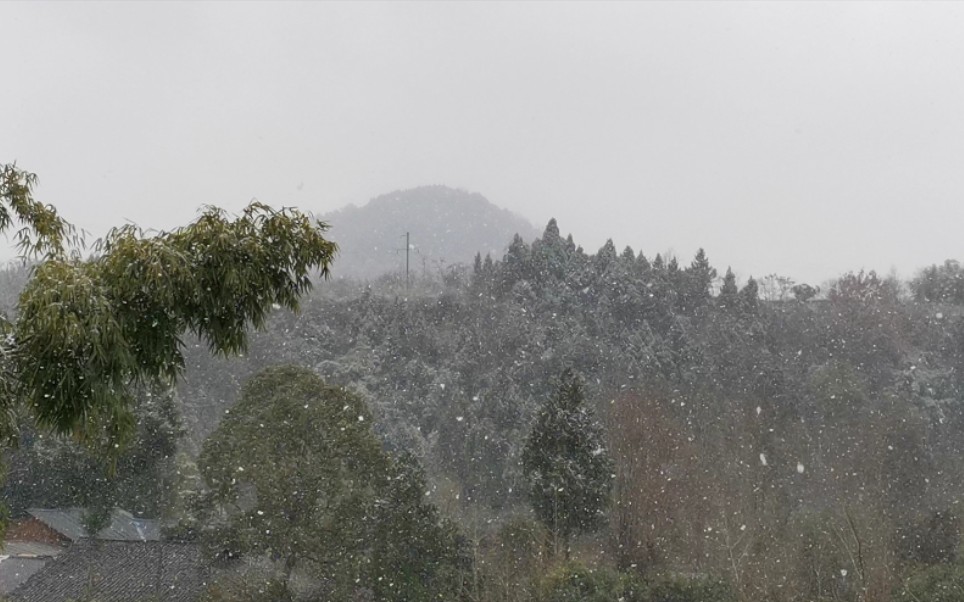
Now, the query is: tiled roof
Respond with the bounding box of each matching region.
[1,542,63,558]
[10,540,206,602]
[0,541,63,594]
[26,508,161,542]
[0,558,47,595]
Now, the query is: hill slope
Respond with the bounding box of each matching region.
[319,186,539,280]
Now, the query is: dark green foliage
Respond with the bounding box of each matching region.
[896,562,964,602]
[645,575,735,602]
[198,366,467,599]
[897,511,961,566]
[522,370,613,554]
[0,163,72,257]
[537,565,732,602]
[14,201,336,442]
[0,164,337,450]
[538,564,635,602]
[480,517,549,601]
[200,575,293,602]
[370,454,470,601]
[3,386,182,518]
[198,366,385,593]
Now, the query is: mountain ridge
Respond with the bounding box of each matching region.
[319,185,540,280]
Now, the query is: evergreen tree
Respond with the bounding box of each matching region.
[637,251,651,272]
[499,234,531,295]
[521,369,613,557]
[682,248,717,312]
[740,277,759,313]
[719,267,739,309]
[595,239,618,271]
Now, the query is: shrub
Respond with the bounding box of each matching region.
[537,563,639,602]
[199,574,293,602]
[896,563,964,602]
[537,564,733,602]
[897,511,960,566]
[645,574,735,602]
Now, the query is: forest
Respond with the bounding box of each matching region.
[5,187,964,601]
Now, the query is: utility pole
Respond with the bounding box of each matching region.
[396,232,411,289]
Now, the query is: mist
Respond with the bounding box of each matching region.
[4,2,964,284]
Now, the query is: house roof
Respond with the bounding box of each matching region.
[10,540,206,602]
[26,508,161,542]
[2,542,63,558]
[0,558,48,595]
[0,541,64,594]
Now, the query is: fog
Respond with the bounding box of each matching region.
[3,2,964,283]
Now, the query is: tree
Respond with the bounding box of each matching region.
[0,163,336,447]
[197,366,466,599]
[739,277,759,313]
[521,369,613,557]
[198,366,385,592]
[791,283,819,302]
[3,385,182,518]
[369,454,470,602]
[718,267,739,309]
[910,259,964,303]
[681,248,716,313]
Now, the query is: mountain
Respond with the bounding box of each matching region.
[318,186,539,280]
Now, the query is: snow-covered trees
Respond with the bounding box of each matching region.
[521,369,612,557]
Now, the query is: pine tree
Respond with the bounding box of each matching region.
[719,267,739,309]
[521,369,613,557]
[683,248,717,312]
[637,251,651,272]
[740,276,760,313]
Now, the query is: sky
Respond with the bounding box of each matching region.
[3,1,964,286]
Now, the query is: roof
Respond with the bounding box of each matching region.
[1,542,63,558]
[10,540,206,602]
[26,508,161,542]
[0,557,47,594]
[0,540,64,593]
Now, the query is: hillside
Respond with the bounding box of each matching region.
[319,186,539,280]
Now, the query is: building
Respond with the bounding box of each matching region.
[9,540,206,602]
[7,507,161,544]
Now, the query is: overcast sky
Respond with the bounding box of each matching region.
[3,1,964,285]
